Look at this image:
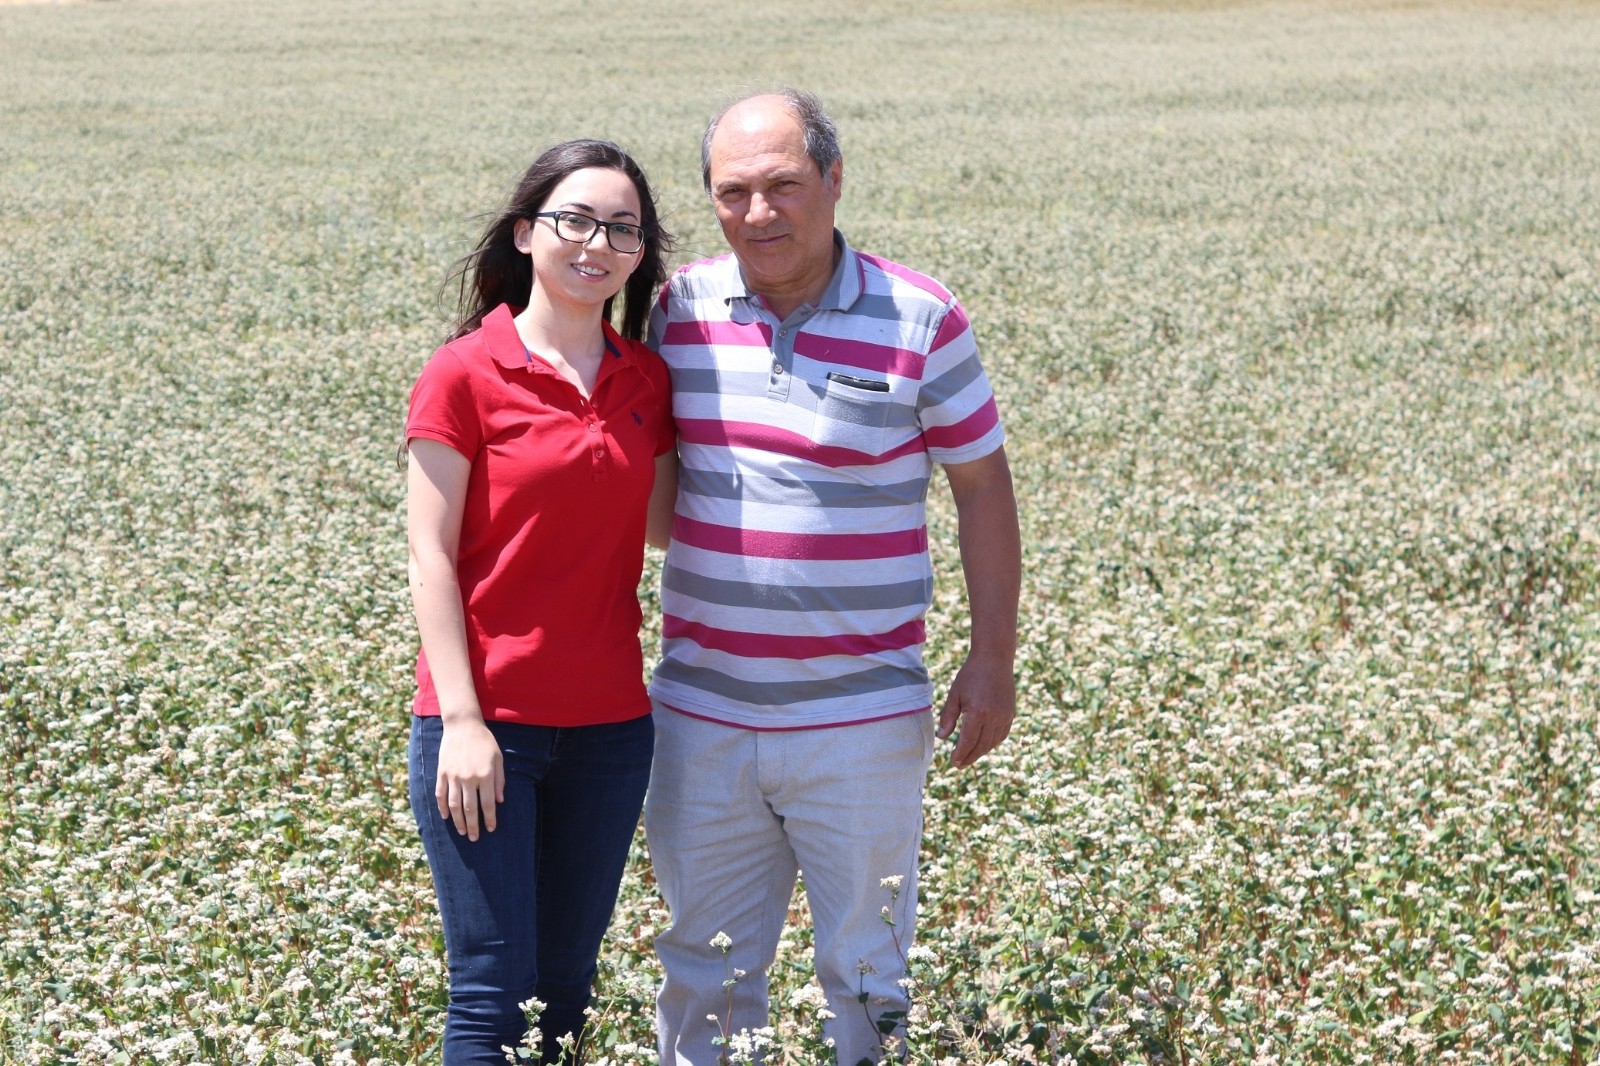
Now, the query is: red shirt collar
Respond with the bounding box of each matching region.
[481,303,637,374]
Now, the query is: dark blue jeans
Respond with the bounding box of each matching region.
[409,713,653,1065]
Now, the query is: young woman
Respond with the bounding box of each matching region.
[404,140,675,1065]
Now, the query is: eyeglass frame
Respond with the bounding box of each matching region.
[531,210,647,254]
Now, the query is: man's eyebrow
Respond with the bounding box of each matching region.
[714,169,805,194]
[556,199,640,220]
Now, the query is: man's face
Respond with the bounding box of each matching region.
[706,98,843,310]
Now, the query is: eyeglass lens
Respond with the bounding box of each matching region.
[555,212,643,253]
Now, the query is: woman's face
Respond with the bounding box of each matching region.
[514,166,644,312]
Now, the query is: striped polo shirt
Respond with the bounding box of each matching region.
[647,231,1005,730]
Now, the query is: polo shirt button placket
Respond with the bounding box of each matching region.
[587,418,607,478]
[769,321,793,400]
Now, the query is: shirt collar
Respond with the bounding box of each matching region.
[816,230,863,311]
[482,303,636,373]
[483,304,528,370]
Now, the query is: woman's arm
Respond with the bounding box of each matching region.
[407,438,505,841]
[645,448,678,550]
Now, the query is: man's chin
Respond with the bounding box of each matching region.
[739,237,790,258]
[736,252,795,280]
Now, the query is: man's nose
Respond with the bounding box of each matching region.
[746,191,777,225]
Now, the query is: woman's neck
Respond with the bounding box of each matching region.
[513,296,608,398]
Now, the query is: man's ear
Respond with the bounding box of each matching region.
[512,217,533,253]
[828,159,844,201]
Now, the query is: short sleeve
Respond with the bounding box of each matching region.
[633,338,677,457]
[405,346,483,460]
[915,299,1006,465]
[653,364,677,457]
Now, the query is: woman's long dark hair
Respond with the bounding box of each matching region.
[445,139,672,343]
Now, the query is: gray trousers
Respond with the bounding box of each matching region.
[645,705,936,1065]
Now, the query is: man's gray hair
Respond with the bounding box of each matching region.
[701,87,842,196]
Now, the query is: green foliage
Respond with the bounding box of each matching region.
[2,0,1597,1063]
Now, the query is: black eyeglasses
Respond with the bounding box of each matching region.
[532,211,646,254]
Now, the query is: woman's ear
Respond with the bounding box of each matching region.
[512,217,533,253]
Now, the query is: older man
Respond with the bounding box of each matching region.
[644,88,1021,1065]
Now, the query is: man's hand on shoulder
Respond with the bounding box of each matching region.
[937,651,1016,769]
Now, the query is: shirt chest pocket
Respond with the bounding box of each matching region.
[809,371,906,456]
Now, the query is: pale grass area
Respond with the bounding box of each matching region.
[1,1,1597,1064]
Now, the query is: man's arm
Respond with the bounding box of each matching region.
[937,445,1022,769]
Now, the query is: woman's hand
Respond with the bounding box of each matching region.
[434,718,506,841]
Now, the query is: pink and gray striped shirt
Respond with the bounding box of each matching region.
[647,232,1005,730]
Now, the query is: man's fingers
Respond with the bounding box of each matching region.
[951,716,983,769]
[951,704,1009,768]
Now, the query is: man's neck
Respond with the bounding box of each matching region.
[745,236,842,322]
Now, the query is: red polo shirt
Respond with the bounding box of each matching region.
[405,304,674,727]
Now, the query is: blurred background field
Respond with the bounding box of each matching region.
[2,1,1597,1063]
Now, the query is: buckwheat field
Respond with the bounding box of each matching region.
[2,0,1597,1063]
